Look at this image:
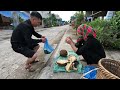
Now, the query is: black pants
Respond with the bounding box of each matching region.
[82,51,101,64]
[11,43,39,58]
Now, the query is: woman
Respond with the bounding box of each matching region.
[66,24,106,65]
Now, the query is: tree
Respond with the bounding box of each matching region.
[49,14,57,26]
[43,13,58,27]
[70,16,76,23]
[73,12,85,34]
[19,16,24,23]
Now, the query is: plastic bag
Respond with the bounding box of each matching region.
[81,66,98,79]
[44,38,54,54]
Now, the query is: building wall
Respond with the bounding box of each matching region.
[38,11,51,18]
[38,11,51,27]
[86,11,92,17]
[0,14,11,26]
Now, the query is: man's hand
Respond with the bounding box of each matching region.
[41,38,46,43]
[41,36,45,38]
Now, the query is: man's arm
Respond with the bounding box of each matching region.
[22,26,42,47]
[33,30,42,38]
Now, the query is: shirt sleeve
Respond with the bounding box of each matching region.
[76,39,92,55]
[75,39,84,48]
[33,30,42,38]
[22,26,42,47]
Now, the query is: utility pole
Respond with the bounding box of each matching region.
[11,11,19,28]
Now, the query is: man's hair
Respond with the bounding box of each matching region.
[30,11,42,20]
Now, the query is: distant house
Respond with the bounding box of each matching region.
[0,11,12,29]
[38,11,51,18]
[0,14,11,26]
[19,11,30,21]
[104,11,115,20]
[86,11,108,21]
[0,11,30,29]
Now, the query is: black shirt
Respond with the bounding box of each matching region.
[75,36,106,64]
[11,19,42,48]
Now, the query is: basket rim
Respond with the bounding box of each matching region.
[98,58,120,79]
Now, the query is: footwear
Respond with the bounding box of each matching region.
[27,67,36,72]
[25,64,32,69]
[80,59,86,62]
[25,65,35,72]
[31,60,39,64]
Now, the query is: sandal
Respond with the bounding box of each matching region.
[80,59,86,62]
[31,60,39,64]
[25,64,32,69]
[25,65,35,72]
[26,67,36,72]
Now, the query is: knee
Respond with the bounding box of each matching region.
[34,45,40,52]
[37,45,40,49]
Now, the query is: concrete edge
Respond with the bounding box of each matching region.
[41,28,68,67]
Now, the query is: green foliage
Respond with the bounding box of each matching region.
[74,12,84,30]
[43,14,62,27]
[70,16,76,22]
[85,11,120,50]
[86,18,110,41]
[19,16,24,23]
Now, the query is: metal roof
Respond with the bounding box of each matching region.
[0,11,30,20]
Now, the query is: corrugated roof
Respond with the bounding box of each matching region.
[19,12,30,20]
[0,11,30,20]
[0,11,12,17]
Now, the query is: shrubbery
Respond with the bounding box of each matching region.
[73,11,120,49]
[86,11,120,50]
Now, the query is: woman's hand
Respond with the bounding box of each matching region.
[65,37,78,52]
[65,37,72,44]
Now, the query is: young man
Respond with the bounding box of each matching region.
[11,11,46,72]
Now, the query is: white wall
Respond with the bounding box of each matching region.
[38,11,50,18]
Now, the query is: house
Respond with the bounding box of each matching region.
[38,11,51,18]
[0,14,11,26]
[85,11,108,21]
[0,11,30,29]
[104,11,115,20]
[0,11,12,29]
[19,11,30,21]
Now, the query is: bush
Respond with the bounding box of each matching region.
[86,18,110,42]
[74,12,84,30]
[85,12,120,50]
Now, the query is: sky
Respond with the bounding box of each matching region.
[51,11,77,21]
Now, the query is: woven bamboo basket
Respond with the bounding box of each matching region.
[96,58,120,79]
